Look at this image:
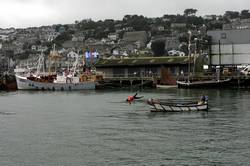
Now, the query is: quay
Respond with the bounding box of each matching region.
[226,75,250,87]
[100,75,158,88]
[3,73,250,90]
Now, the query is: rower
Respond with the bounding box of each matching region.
[198,94,208,105]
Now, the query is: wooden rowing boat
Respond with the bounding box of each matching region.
[147,99,208,112]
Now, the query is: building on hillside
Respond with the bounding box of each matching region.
[67,51,79,58]
[150,35,180,52]
[171,23,186,29]
[72,35,85,42]
[203,15,216,20]
[108,33,119,41]
[62,41,85,50]
[72,31,85,42]
[207,28,250,66]
[58,26,66,33]
[31,45,48,52]
[165,36,180,51]
[223,18,250,30]
[0,35,9,41]
[157,26,165,32]
[122,31,148,48]
[150,25,165,32]
[47,32,60,42]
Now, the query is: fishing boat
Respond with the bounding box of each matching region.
[15,74,95,90]
[15,49,97,90]
[147,98,208,112]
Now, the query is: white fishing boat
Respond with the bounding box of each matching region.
[147,98,208,112]
[15,49,97,90]
[15,74,95,90]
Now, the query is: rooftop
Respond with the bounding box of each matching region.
[96,56,192,67]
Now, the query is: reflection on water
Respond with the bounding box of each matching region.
[0,88,250,165]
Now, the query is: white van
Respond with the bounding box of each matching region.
[240,65,250,75]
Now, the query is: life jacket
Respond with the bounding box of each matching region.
[127,96,134,102]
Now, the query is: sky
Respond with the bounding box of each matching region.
[0,0,249,28]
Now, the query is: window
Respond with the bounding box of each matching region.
[221,33,227,39]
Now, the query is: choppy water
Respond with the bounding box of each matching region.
[0,88,250,166]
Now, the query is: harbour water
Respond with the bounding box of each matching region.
[0,88,250,165]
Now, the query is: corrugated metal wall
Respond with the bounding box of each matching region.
[208,29,250,65]
[211,44,250,65]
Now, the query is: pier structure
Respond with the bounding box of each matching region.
[101,75,159,88]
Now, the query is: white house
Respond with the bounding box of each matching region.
[0,34,9,41]
[31,45,48,52]
[47,32,59,42]
[108,33,119,41]
[31,45,37,51]
[168,50,185,56]
[67,51,79,58]
[157,26,165,31]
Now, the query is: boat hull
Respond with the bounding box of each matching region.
[156,84,177,89]
[147,99,208,112]
[176,79,232,88]
[15,75,95,90]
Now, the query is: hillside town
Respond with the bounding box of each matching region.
[1,9,250,89]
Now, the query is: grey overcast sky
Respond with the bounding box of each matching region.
[0,0,249,28]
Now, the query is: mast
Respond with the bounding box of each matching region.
[36,51,45,76]
[49,44,61,73]
[217,40,221,81]
[219,40,221,67]
[53,44,57,72]
[232,42,234,65]
[188,31,192,83]
[193,38,197,75]
[72,55,79,76]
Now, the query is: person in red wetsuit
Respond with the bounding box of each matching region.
[126,93,143,104]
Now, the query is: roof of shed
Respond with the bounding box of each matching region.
[95,56,193,67]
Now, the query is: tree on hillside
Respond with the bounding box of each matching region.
[184,8,198,16]
[53,32,72,47]
[22,42,31,50]
[123,15,150,31]
[186,16,204,27]
[223,11,240,20]
[241,10,250,19]
[78,19,96,30]
[174,14,186,23]
[35,40,41,45]
[206,20,223,30]
[178,35,188,43]
[151,40,165,56]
